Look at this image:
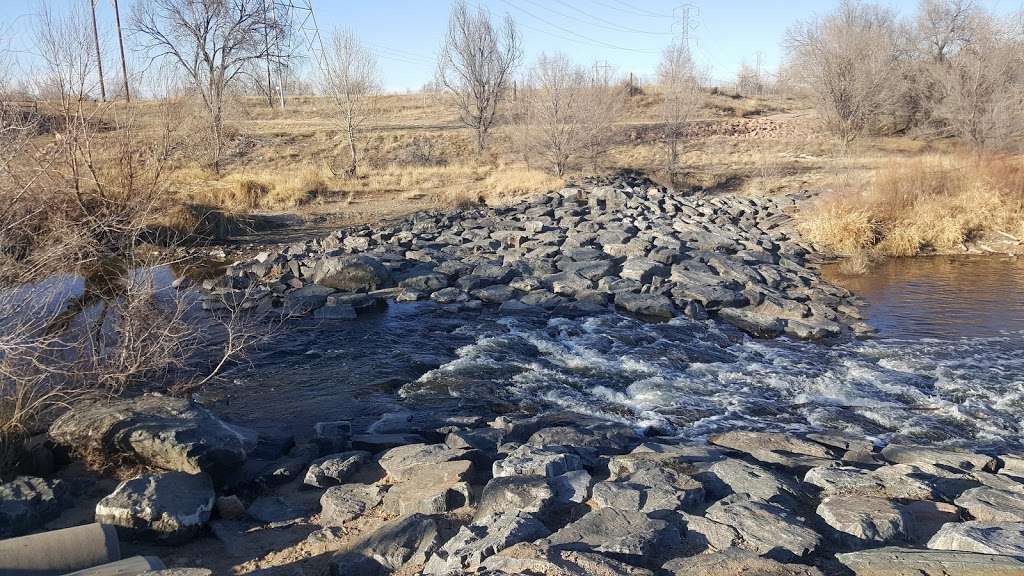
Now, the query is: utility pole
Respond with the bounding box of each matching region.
[262,0,275,108]
[754,50,764,96]
[112,0,130,102]
[89,0,106,101]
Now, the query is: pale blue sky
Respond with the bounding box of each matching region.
[3,0,1020,92]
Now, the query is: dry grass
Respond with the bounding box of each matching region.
[800,154,1024,257]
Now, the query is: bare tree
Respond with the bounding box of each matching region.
[132,0,284,172]
[917,0,979,63]
[437,0,522,152]
[785,0,902,147]
[658,43,702,171]
[323,29,381,177]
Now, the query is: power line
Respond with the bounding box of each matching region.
[588,0,673,19]
[497,0,660,54]
[529,0,675,36]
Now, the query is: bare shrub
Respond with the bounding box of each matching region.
[785,0,903,147]
[516,54,625,176]
[322,29,381,177]
[437,0,522,152]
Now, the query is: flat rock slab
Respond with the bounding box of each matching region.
[663,547,825,576]
[710,431,836,459]
[382,478,472,516]
[0,476,71,537]
[95,472,214,544]
[705,497,820,561]
[703,458,804,505]
[544,507,681,562]
[816,495,908,543]
[955,486,1024,521]
[50,395,256,480]
[378,443,469,482]
[319,484,385,526]
[476,475,556,521]
[804,465,936,500]
[423,511,550,575]
[493,445,583,479]
[837,546,1024,576]
[928,521,1024,556]
[880,444,997,472]
[479,542,653,576]
[332,513,440,574]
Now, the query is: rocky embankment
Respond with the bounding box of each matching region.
[199,173,872,340]
[5,395,1024,575]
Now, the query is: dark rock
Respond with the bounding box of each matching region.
[614,293,677,319]
[320,484,385,526]
[304,451,371,488]
[0,476,70,537]
[330,513,440,575]
[95,472,214,544]
[544,507,682,564]
[423,511,550,574]
[312,255,393,292]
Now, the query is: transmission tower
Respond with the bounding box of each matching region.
[672,3,698,56]
[270,0,332,109]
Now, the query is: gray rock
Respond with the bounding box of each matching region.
[378,443,470,482]
[836,547,1024,576]
[955,486,1024,521]
[803,464,937,501]
[472,284,517,303]
[312,255,393,292]
[95,472,214,544]
[614,293,676,319]
[331,513,440,575]
[552,470,592,504]
[663,547,825,576]
[399,273,449,292]
[382,478,472,516]
[476,475,556,521]
[710,431,836,459]
[680,512,741,553]
[705,497,820,561]
[313,420,352,454]
[430,287,468,304]
[0,476,70,537]
[702,458,804,505]
[903,500,961,544]
[881,444,997,472]
[479,542,653,576]
[620,258,668,283]
[928,521,1024,555]
[816,495,908,543]
[718,308,785,338]
[545,507,682,561]
[526,422,642,455]
[423,511,550,575]
[493,445,583,479]
[304,451,371,488]
[319,484,385,526]
[49,395,256,480]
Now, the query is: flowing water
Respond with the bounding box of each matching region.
[210,256,1024,452]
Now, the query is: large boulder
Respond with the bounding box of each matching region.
[0,476,71,537]
[95,472,214,544]
[476,475,556,521]
[836,547,1024,576]
[927,521,1024,556]
[312,255,393,292]
[493,445,583,479]
[304,451,371,488]
[955,486,1024,522]
[49,395,256,480]
[880,444,997,472]
[663,547,825,576]
[330,513,440,575]
[702,458,804,506]
[705,496,820,562]
[320,484,385,526]
[544,507,682,564]
[816,496,908,544]
[479,542,653,576]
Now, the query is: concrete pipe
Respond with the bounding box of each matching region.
[64,556,166,576]
[0,522,120,576]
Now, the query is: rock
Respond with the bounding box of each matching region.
[702,458,804,506]
[313,420,352,454]
[476,475,556,521]
[955,486,1024,521]
[718,308,785,338]
[479,542,653,576]
[527,422,642,455]
[816,495,908,543]
[620,258,668,283]
[493,445,583,479]
[705,496,820,561]
[320,484,385,526]
[95,472,214,544]
[314,303,357,320]
[903,500,961,543]
[378,443,470,482]
[49,395,256,480]
[928,521,1024,555]
[806,431,875,453]
[382,478,472,516]
[247,496,306,524]
[614,293,676,319]
[312,255,393,292]
[836,547,1024,576]
[141,570,212,576]
[680,512,741,553]
[399,273,449,292]
[608,461,704,512]
[472,284,517,303]
[351,432,427,452]
[710,431,836,459]
[552,470,592,504]
[804,464,937,501]
[545,507,682,562]
[304,451,372,488]
[0,476,70,537]
[430,287,468,304]
[215,495,246,520]
[663,547,825,576]
[880,444,997,472]
[331,513,440,575]
[423,511,550,575]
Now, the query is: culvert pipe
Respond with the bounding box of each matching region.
[0,522,120,576]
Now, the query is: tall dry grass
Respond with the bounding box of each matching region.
[800,154,1024,257]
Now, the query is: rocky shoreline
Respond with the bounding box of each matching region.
[4,395,1024,575]
[198,172,872,341]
